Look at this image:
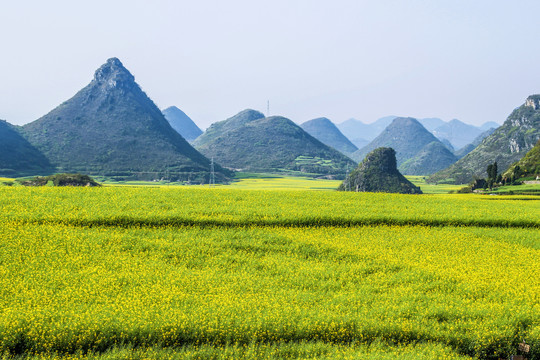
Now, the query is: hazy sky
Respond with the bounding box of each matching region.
[2,0,540,129]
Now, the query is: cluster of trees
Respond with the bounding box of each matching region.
[459,161,523,193]
[468,161,522,192]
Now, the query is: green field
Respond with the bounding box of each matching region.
[0,187,538,359]
[94,173,462,193]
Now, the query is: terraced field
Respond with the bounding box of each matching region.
[0,187,538,359]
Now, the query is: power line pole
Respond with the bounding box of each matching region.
[210,157,215,187]
[267,100,270,117]
[345,165,350,191]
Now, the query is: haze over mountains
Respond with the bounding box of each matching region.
[337,116,499,151]
[300,117,358,156]
[162,106,203,142]
[1,57,537,185]
[20,58,229,182]
[193,110,356,175]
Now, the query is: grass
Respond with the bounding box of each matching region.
[406,176,464,194]
[94,174,462,194]
[486,183,540,195]
[0,187,538,359]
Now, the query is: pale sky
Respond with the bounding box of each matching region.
[2,0,540,129]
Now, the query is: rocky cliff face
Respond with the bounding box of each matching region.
[429,95,540,184]
[339,147,422,194]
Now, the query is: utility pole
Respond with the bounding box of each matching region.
[210,157,215,187]
[345,165,350,191]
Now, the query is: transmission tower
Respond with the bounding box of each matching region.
[210,157,215,187]
[267,100,270,117]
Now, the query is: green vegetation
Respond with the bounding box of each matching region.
[399,141,457,176]
[194,112,356,175]
[0,187,538,359]
[429,95,540,184]
[405,175,463,194]
[0,120,53,177]
[340,147,422,194]
[20,58,229,182]
[16,173,101,187]
[504,139,540,179]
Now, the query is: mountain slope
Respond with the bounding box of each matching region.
[337,116,396,146]
[194,112,356,175]
[399,141,458,175]
[504,139,540,178]
[192,109,265,150]
[418,117,446,131]
[351,117,443,165]
[300,117,358,155]
[480,121,500,131]
[0,120,53,177]
[429,95,540,184]
[454,127,496,159]
[339,147,421,194]
[162,106,203,142]
[22,58,227,182]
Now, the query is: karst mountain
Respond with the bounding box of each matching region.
[194,110,356,175]
[22,58,228,182]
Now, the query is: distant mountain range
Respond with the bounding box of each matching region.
[429,95,540,184]
[300,117,358,155]
[193,110,355,175]
[337,116,500,151]
[162,106,203,142]
[454,127,496,159]
[20,58,229,182]
[337,116,395,148]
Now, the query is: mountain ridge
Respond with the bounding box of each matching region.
[300,117,358,155]
[429,95,540,184]
[162,106,203,142]
[22,58,229,182]
[194,111,356,175]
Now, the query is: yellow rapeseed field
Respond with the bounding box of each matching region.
[0,187,538,359]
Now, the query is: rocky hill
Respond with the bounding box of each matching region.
[162,106,203,142]
[0,120,53,177]
[22,58,228,182]
[300,117,358,155]
[399,141,457,176]
[429,95,540,184]
[194,111,356,175]
[338,147,421,194]
[504,139,540,178]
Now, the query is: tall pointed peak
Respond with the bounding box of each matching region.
[93,57,135,88]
